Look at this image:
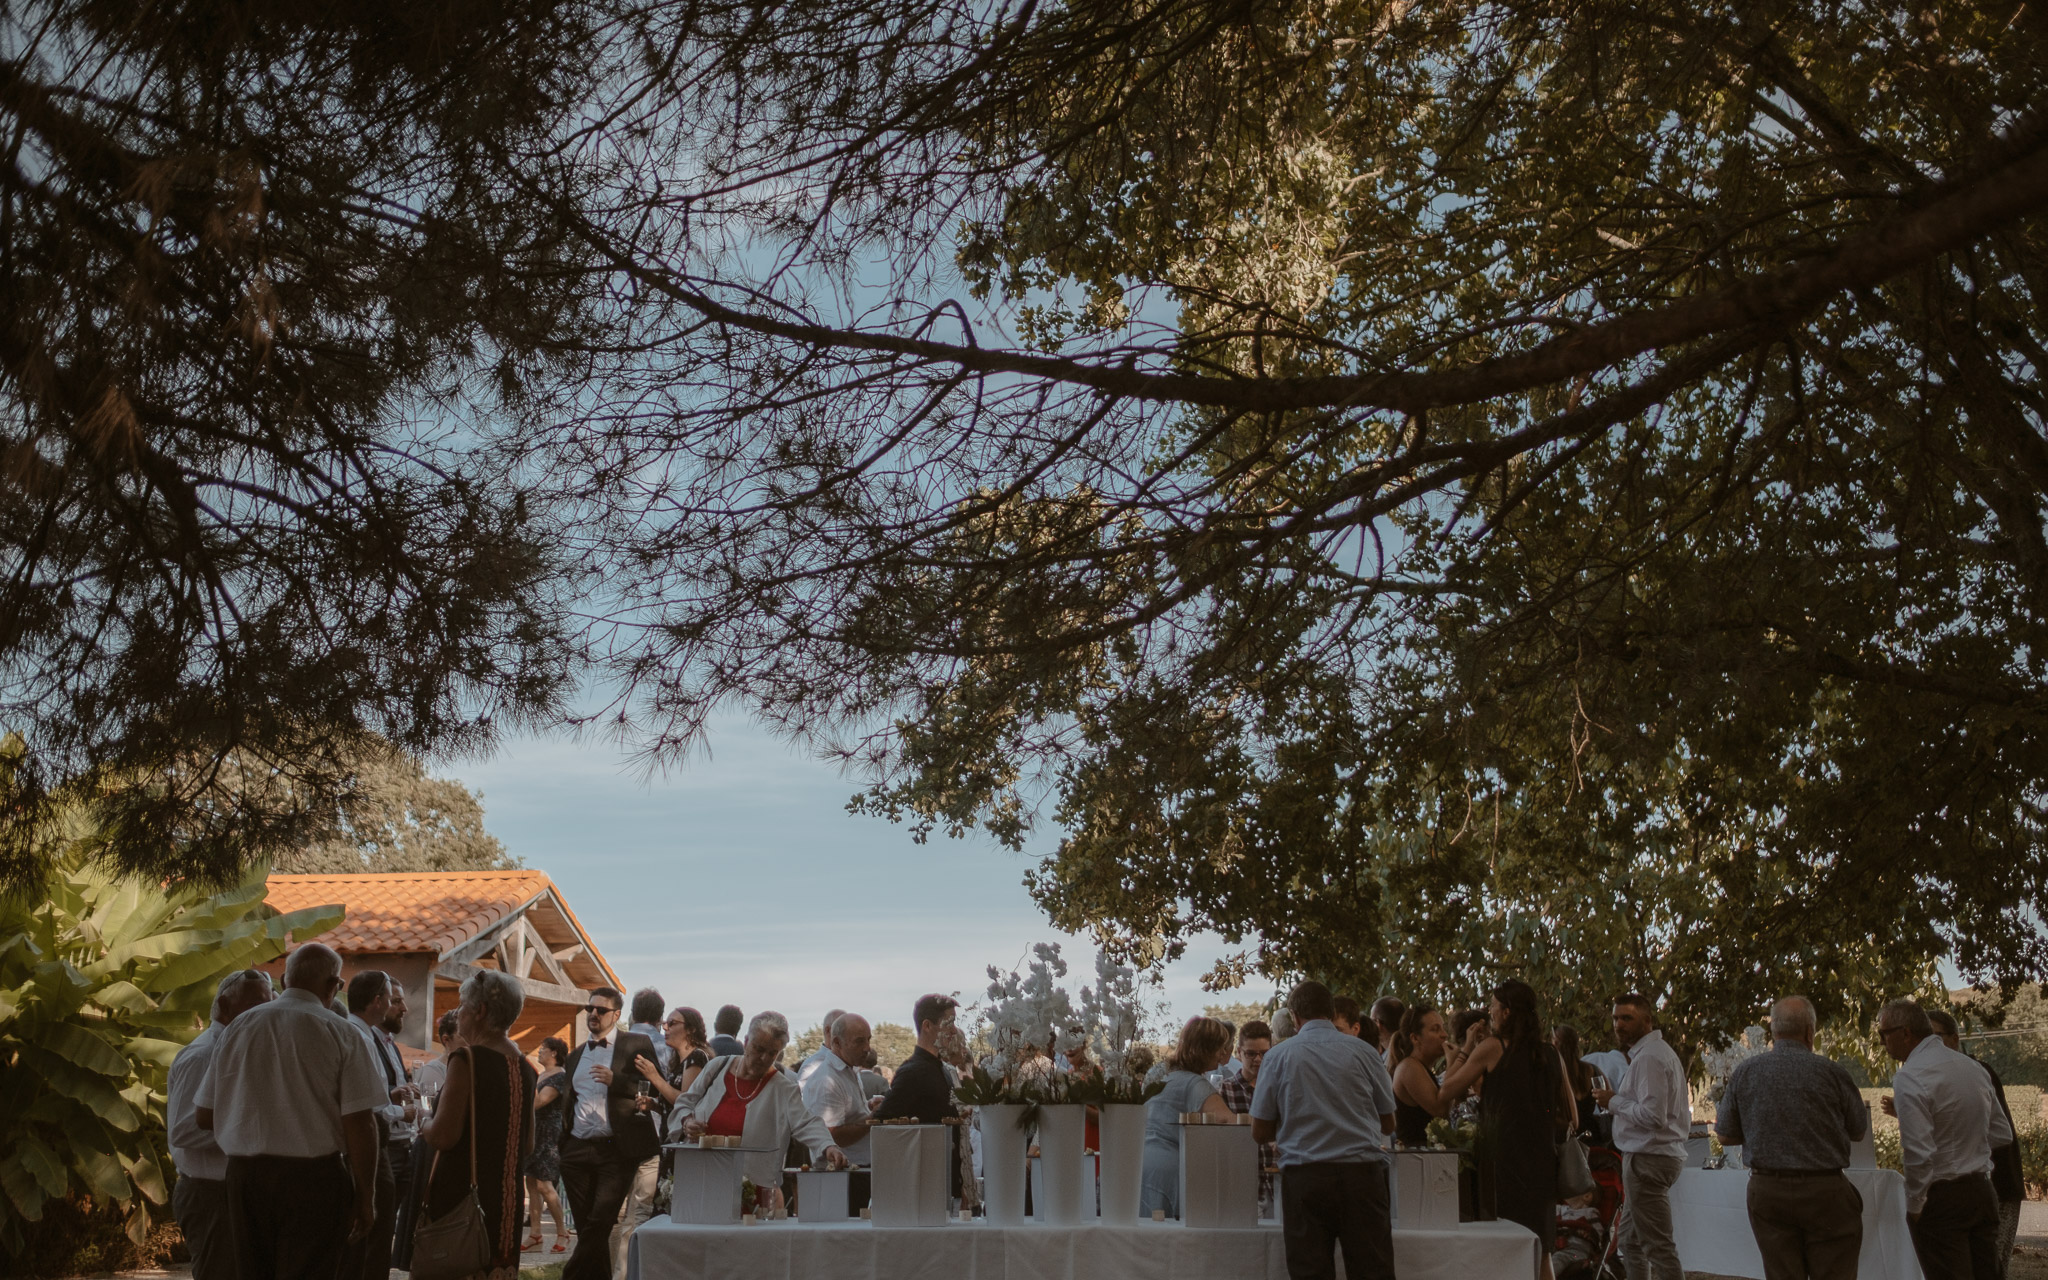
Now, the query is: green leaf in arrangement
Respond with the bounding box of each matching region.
[124,1151,167,1205]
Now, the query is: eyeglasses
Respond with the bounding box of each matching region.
[586,1004,618,1016]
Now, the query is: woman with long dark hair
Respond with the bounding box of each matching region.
[1387,1003,1466,1147]
[1552,1025,1597,1139]
[1441,980,1578,1279]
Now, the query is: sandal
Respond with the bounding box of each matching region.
[522,1234,545,1252]
[552,1234,572,1254]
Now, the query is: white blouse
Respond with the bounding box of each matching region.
[668,1057,838,1185]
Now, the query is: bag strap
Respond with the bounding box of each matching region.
[465,1047,480,1190]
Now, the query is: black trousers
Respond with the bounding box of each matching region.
[337,1141,401,1280]
[174,1175,235,1280]
[1912,1173,2001,1280]
[1279,1162,1395,1280]
[226,1154,353,1280]
[561,1136,635,1280]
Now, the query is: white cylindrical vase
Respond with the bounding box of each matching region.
[1097,1103,1147,1225]
[980,1104,1030,1225]
[1036,1104,1089,1224]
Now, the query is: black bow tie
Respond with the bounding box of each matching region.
[592,1038,610,1049]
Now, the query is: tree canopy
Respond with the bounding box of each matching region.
[4,0,2046,1046]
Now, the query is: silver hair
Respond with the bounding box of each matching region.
[1271,1009,1297,1040]
[1878,998,1934,1039]
[747,1010,790,1044]
[1769,995,1817,1039]
[215,968,272,1001]
[284,942,341,986]
[461,968,525,1032]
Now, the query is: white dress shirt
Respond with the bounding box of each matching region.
[194,988,389,1159]
[1608,1030,1691,1159]
[799,1051,873,1165]
[571,1035,616,1138]
[1893,1034,2015,1212]
[348,1014,414,1143]
[168,1026,228,1180]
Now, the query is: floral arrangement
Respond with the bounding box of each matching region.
[1079,950,1165,1105]
[1697,1025,1769,1108]
[954,942,1163,1107]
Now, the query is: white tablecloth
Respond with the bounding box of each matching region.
[1670,1167,1922,1280]
[627,1215,1539,1280]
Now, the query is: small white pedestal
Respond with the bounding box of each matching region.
[794,1169,851,1222]
[1391,1151,1459,1228]
[665,1144,751,1225]
[871,1125,950,1227]
[1179,1122,1258,1228]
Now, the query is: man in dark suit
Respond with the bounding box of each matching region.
[559,987,661,1280]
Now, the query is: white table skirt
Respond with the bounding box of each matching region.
[627,1215,1540,1280]
[1670,1167,1922,1280]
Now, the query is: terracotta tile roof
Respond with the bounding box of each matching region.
[264,871,621,989]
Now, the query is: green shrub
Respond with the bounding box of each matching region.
[0,742,343,1264]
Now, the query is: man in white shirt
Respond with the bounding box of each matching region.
[797,1009,848,1079]
[195,943,388,1280]
[168,969,276,1280]
[1591,993,1691,1280]
[800,1013,877,1165]
[1881,998,2013,1280]
[340,970,418,1280]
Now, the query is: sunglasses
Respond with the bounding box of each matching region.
[586,1004,619,1015]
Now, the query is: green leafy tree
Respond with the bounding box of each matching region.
[0,740,343,1256]
[0,0,589,893]
[273,735,519,875]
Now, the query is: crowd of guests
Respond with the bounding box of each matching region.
[164,949,2024,1280]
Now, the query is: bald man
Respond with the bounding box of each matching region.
[801,1013,878,1165]
[196,943,387,1280]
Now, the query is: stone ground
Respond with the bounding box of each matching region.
[95,1201,2048,1280]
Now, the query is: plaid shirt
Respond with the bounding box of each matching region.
[1218,1074,1278,1204]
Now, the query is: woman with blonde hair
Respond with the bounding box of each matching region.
[420,970,537,1280]
[1140,1016,1238,1218]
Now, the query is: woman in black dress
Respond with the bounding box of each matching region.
[1441,979,1578,1280]
[422,972,539,1280]
[522,1036,570,1253]
[1388,1003,1466,1147]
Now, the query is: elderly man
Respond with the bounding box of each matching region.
[801,1013,877,1164]
[1591,993,1691,1280]
[168,970,275,1280]
[1217,1019,1278,1212]
[559,986,662,1280]
[1252,981,1397,1280]
[798,1009,848,1078]
[1926,1010,2024,1278]
[340,971,417,1280]
[1881,998,2013,1280]
[195,943,386,1280]
[1714,996,1868,1280]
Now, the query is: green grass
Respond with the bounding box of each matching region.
[519,1263,565,1280]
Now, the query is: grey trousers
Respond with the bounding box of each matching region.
[1746,1172,1862,1280]
[1619,1151,1685,1280]
[174,1175,235,1280]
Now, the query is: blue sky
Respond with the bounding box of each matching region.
[445,713,1253,1039]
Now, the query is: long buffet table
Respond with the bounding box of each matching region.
[1671,1167,1922,1280]
[626,1216,1541,1280]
